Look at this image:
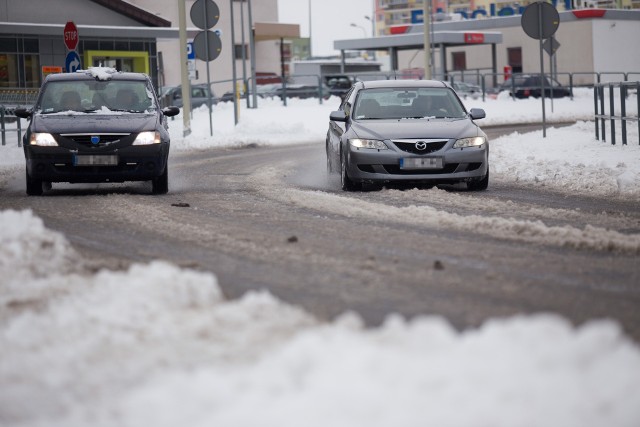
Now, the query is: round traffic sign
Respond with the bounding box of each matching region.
[63,21,79,50]
[193,30,222,62]
[190,0,220,30]
[65,51,81,73]
[521,2,559,40]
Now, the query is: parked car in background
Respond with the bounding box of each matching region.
[327,80,489,191]
[237,83,331,101]
[15,68,180,195]
[452,81,482,99]
[496,74,571,99]
[324,74,355,99]
[160,84,217,108]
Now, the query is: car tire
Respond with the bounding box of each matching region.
[467,168,489,191]
[152,166,169,195]
[25,167,43,196]
[340,148,361,191]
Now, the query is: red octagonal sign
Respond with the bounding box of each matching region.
[64,21,79,51]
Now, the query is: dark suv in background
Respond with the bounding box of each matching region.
[497,74,571,99]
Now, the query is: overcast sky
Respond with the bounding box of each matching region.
[277,0,374,57]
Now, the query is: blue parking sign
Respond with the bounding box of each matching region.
[187,42,195,60]
[65,51,81,73]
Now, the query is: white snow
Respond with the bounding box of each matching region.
[80,66,117,80]
[1,88,640,426]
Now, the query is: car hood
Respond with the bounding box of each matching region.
[30,113,158,134]
[350,118,482,141]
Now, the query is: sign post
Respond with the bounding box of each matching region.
[191,0,222,134]
[521,2,559,138]
[63,21,81,73]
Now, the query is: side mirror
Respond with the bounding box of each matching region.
[162,106,180,117]
[330,110,347,122]
[14,108,32,119]
[469,108,486,120]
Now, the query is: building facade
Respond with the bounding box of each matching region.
[375,0,640,35]
[0,0,283,96]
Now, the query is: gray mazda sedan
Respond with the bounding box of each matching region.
[326,80,489,191]
[15,68,179,195]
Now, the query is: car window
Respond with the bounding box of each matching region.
[339,86,355,111]
[353,87,466,120]
[38,79,156,113]
[192,87,206,98]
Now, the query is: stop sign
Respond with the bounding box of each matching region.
[64,21,79,50]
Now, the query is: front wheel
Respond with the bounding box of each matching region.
[340,149,361,191]
[467,168,489,191]
[25,167,43,196]
[152,167,169,195]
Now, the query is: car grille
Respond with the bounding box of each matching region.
[382,163,459,175]
[392,139,448,155]
[60,133,129,148]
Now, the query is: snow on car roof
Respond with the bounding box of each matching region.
[81,66,118,80]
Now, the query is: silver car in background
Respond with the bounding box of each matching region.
[326,80,489,191]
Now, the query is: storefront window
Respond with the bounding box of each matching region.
[24,54,40,87]
[0,54,19,87]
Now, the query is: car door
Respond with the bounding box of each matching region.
[328,86,355,161]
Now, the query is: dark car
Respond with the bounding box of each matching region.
[497,74,571,99]
[160,83,217,109]
[324,74,355,99]
[327,80,489,191]
[15,68,180,195]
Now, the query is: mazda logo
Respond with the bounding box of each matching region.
[415,141,427,151]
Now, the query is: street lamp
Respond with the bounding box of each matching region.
[350,23,367,37]
[364,15,375,37]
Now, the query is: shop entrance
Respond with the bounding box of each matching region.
[84,51,149,74]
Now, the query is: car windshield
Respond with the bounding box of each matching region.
[37,79,156,114]
[353,87,466,120]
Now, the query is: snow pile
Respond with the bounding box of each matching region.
[0,209,76,280]
[476,87,601,125]
[1,211,640,426]
[170,96,342,150]
[492,121,640,196]
[81,66,117,81]
[251,167,640,253]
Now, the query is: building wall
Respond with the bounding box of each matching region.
[0,0,142,26]
[592,19,640,79]
[131,0,282,95]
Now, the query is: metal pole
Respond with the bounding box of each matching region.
[538,2,546,138]
[423,0,431,79]
[240,0,248,109]
[204,0,213,136]
[178,0,191,136]
[308,0,312,58]
[248,0,258,109]
[230,0,239,125]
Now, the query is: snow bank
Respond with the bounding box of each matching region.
[1,210,640,426]
[0,209,76,280]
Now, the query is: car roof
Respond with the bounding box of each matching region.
[44,69,149,83]
[358,79,449,90]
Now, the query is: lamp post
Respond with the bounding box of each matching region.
[350,23,367,37]
[363,15,376,60]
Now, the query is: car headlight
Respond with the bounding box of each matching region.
[29,133,58,146]
[453,136,486,148]
[349,138,388,150]
[132,131,161,145]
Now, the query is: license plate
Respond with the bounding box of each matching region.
[400,157,443,170]
[74,155,118,166]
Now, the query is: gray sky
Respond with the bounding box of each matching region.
[277,0,374,57]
